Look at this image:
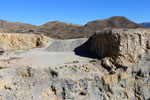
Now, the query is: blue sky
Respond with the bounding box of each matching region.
[0,0,149,25]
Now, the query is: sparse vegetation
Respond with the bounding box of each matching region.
[0,16,145,39]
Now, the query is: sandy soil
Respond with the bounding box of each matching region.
[0,50,92,68]
[0,38,93,68]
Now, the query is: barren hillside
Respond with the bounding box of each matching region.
[0,29,149,100]
[0,20,37,33]
[0,16,145,39]
[82,16,145,36]
[39,21,83,39]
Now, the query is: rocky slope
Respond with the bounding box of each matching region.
[0,17,145,39]
[0,33,51,51]
[39,21,83,39]
[85,17,144,29]
[0,58,149,100]
[46,38,88,52]
[0,29,149,100]
[79,29,150,63]
[82,17,145,36]
[0,20,37,33]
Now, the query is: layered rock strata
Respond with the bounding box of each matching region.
[84,29,150,63]
[0,33,51,51]
[0,61,149,100]
[0,29,150,100]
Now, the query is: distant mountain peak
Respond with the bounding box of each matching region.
[85,16,145,29]
[0,16,146,39]
[141,22,150,28]
[108,16,129,19]
[43,21,83,27]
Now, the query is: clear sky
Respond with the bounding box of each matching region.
[0,0,149,25]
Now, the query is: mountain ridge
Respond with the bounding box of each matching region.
[0,16,146,39]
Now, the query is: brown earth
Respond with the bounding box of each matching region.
[0,19,37,32]
[82,16,145,36]
[0,16,145,39]
[39,21,83,39]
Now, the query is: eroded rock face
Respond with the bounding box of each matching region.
[0,61,149,100]
[0,33,51,51]
[84,29,150,63]
[0,29,150,100]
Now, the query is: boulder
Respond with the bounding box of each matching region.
[0,33,51,51]
[83,28,150,63]
[0,47,5,54]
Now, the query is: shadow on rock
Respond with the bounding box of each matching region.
[74,38,100,59]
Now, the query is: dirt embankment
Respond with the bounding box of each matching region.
[46,38,88,52]
[0,33,51,51]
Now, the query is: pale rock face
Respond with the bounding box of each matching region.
[0,29,150,100]
[0,61,149,100]
[85,29,150,63]
[0,33,51,51]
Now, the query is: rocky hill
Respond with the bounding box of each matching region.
[77,29,150,62]
[0,29,150,100]
[0,17,145,39]
[0,20,37,33]
[39,21,83,39]
[82,16,145,36]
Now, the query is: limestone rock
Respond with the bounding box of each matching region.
[83,28,150,63]
[0,29,150,100]
[101,57,116,72]
[0,33,51,51]
[0,61,149,100]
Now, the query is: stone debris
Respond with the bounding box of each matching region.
[46,38,88,52]
[0,29,150,100]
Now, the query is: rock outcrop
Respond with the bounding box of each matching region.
[0,29,150,100]
[81,29,150,63]
[0,33,51,51]
[0,59,149,100]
